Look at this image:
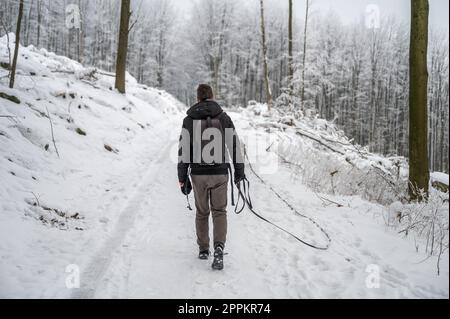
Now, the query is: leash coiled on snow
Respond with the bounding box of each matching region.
[232,150,331,251]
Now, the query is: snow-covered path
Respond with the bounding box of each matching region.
[69,113,448,299]
[1,39,447,299]
[73,117,278,299]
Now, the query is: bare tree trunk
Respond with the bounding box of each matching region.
[157,32,164,88]
[115,0,131,94]
[288,0,294,99]
[77,0,82,62]
[213,3,228,100]
[36,0,41,47]
[300,0,310,110]
[409,0,430,201]
[156,2,168,89]
[24,0,34,46]
[9,0,24,89]
[259,0,272,110]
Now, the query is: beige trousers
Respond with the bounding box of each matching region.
[191,174,228,251]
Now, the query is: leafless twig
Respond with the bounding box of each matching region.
[30,192,40,207]
[81,79,100,89]
[45,106,60,158]
[314,192,344,208]
[0,115,19,123]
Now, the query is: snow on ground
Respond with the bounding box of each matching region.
[1,35,448,298]
[431,172,449,186]
[0,35,184,297]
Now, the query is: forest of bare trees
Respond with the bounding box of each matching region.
[0,0,448,174]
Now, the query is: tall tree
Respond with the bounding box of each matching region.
[409,0,430,200]
[300,0,310,109]
[9,0,24,89]
[155,0,173,88]
[259,0,272,110]
[24,0,34,46]
[287,0,294,100]
[115,0,131,94]
[36,0,42,48]
[2,0,447,173]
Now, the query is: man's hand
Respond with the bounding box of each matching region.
[180,179,192,195]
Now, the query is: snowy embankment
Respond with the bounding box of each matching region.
[236,103,449,281]
[0,35,448,298]
[0,35,184,297]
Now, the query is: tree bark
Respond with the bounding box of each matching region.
[115,0,131,94]
[259,0,272,110]
[288,0,294,98]
[409,0,430,201]
[36,0,41,47]
[9,0,24,89]
[76,0,83,63]
[300,0,310,110]
[24,0,34,46]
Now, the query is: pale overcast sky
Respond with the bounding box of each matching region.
[168,0,449,34]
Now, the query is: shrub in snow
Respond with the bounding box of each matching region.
[239,102,449,274]
[247,100,257,107]
[386,201,404,226]
[75,67,98,81]
[394,190,449,275]
[279,116,296,127]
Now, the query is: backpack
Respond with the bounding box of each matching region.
[194,112,227,166]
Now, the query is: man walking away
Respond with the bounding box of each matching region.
[178,84,245,270]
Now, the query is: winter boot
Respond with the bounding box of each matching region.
[211,244,224,270]
[198,250,210,260]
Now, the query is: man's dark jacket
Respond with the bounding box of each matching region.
[177,100,245,183]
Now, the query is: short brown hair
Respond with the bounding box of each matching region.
[197,84,214,101]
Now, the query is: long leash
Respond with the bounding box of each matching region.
[185,158,331,249]
[185,168,193,211]
[232,150,331,251]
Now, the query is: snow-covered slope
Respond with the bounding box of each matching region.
[1,35,448,298]
[238,103,411,204]
[0,35,184,297]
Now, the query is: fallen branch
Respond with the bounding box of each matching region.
[0,115,19,123]
[51,70,74,74]
[81,80,101,89]
[295,128,346,155]
[0,91,21,104]
[320,134,352,147]
[25,103,48,118]
[346,156,408,203]
[30,192,41,207]
[370,164,408,202]
[45,106,60,158]
[51,68,115,78]
[266,142,304,171]
[314,192,344,208]
[349,142,370,159]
